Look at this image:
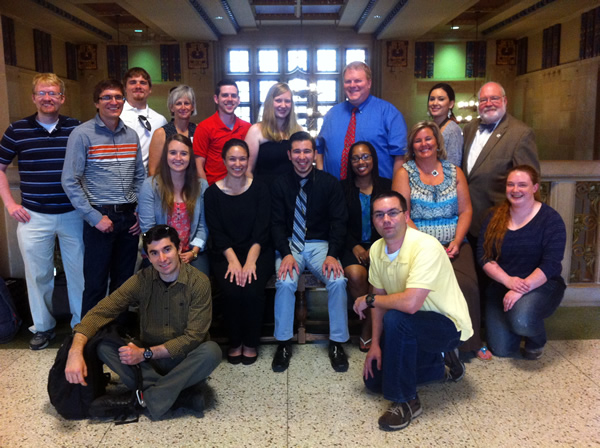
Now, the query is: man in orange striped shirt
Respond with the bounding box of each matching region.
[62,79,145,317]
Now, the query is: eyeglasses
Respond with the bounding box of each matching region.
[138,115,151,131]
[478,96,504,105]
[373,209,405,220]
[98,95,124,102]
[35,91,63,97]
[350,154,372,163]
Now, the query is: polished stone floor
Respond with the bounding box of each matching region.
[0,307,599,447]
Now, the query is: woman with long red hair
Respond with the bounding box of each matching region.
[478,165,566,360]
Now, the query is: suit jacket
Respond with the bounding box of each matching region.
[462,113,540,237]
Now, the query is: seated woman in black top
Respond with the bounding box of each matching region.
[341,141,391,351]
[204,139,274,365]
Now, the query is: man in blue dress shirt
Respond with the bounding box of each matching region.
[316,62,407,180]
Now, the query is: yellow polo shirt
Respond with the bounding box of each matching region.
[369,227,473,341]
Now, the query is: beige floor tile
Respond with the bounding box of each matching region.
[0,349,109,448]
[449,386,600,448]
[96,345,288,447]
[451,343,592,395]
[286,344,478,447]
[1,338,599,447]
[0,348,26,372]
[548,339,600,386]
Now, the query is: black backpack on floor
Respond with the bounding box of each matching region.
[47,324,142,422]
[0,277,21,344]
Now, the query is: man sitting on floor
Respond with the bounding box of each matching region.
[354,191,472,431]
[65,225,221,419]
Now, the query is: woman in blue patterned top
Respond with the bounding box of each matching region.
[478,165,566,360]
[393,121,489,359]
[341,141,391,352]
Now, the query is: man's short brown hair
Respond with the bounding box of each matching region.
[342,61,372,81]
[93,79,124,103]
[123,67,152,88]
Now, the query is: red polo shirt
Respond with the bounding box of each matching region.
[193,112,251,185]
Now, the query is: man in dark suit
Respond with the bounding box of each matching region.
[271,131,349,373]
[462,82,540,240]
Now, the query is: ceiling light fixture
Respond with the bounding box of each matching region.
[134,29,143,33]
[373,15,382,19]
[215,16,223,20]
[451,25,460,30]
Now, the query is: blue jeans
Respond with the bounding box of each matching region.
[82,209,139,317]
[274,240,349,343]
[485,278,565,356]
[16,209,84,330]
[364,310,461,403]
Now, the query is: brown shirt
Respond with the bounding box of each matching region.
[74,263,212,359]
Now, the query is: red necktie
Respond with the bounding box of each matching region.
[340,107,358,180]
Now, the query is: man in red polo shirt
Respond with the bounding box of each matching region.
[193,80,251,184]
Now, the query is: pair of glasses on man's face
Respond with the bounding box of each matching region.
[138,115,151,131]
[373,209,405,220]
[35,91,63,97]
[478,96,504,105]
[98,95,124,102]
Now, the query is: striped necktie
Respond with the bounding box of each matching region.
[291,178,309,253]
[340,107,359,180]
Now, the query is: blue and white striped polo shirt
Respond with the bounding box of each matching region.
[0,114,81,214]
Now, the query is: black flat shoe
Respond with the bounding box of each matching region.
[228,354,242,364]
[242,354,258,365]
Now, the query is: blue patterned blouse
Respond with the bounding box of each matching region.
[404,159,459,245]
[359,192,371,243]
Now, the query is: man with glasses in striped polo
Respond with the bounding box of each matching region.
[62,79,145,318]
[0,73,84,350]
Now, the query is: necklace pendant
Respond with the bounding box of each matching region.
[431,169,439,177]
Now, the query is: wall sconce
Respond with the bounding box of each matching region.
[456,99,478,123]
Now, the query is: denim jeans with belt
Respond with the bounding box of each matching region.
[485,278,565,356]
[364,310,461,403]
[81,207,138,317]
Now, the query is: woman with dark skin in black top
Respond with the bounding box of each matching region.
[342,141,391,351]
